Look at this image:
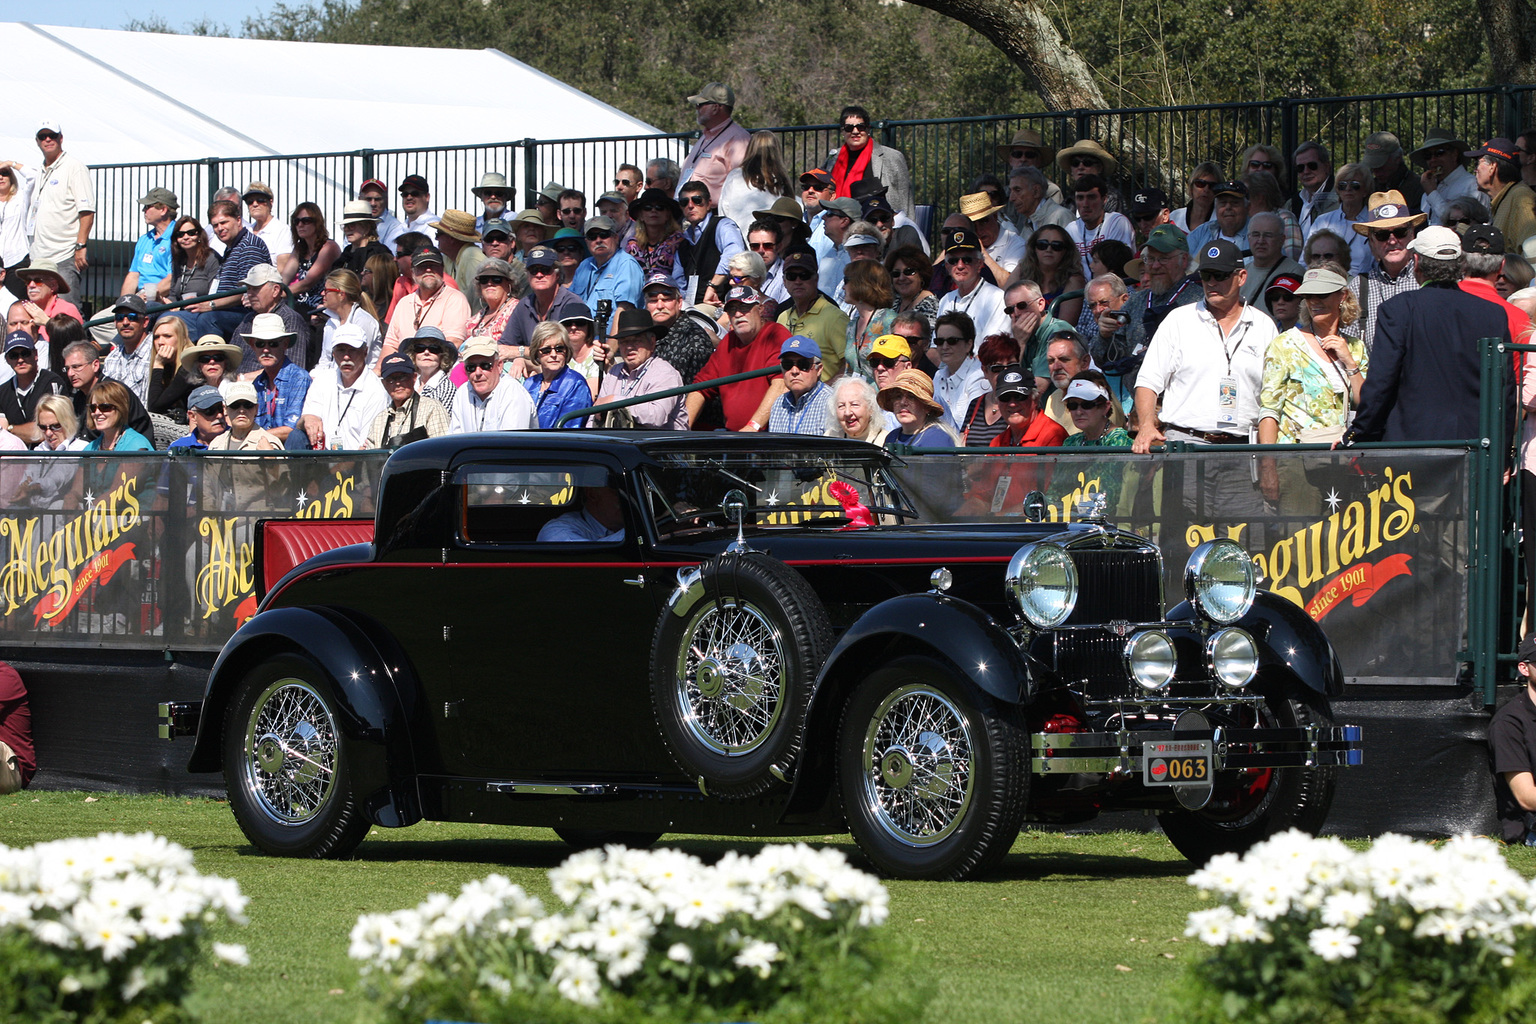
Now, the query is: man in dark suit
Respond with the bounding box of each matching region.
[1343,225,1515,446]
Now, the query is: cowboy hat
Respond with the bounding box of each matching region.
[996,127,1056,165]
[428,210,481,243]
[179,334,243,373]
[1056,139,1119,174]
[958,191,1006,221]
[471,172,512,198]
[1352,191,1428,235]
[18,259,69,294]
[1409,127,1470,163]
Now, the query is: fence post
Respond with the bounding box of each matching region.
[1471,339,1506,707]
[1279,99,1298,168]
[879,119,894,150]
[522,139,538,209]
[1073,109,1090,144]
[203,157,220,211]
[359,148,375,189]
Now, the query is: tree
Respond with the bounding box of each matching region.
[1478,0,1536,87]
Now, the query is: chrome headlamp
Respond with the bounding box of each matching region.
[1184,539,1257,624]
[1207,627,1259,690]
[1124,630,1177,691]
[1005,542,1078,628]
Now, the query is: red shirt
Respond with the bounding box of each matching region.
[962,411,1068,512]
[692,321,790,430]
[1460,278,1529,375]
[0,662,34,788]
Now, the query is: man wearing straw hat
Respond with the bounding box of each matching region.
[1056,139,1125,214]
[1412,127,1479,227]
[430,210,487,307]
[959,190,1027,279]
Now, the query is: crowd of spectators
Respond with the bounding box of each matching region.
[1,98,1534,520]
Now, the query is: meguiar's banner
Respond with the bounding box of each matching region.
[0,452,388,650]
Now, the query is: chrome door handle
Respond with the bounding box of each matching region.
[623,576,646,589]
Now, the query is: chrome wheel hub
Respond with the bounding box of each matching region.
[861,685,975,847]
[241,678,340,826]
[675,600,785,755]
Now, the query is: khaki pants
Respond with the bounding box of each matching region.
[0,740,22,795]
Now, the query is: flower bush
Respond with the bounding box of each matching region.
[349,842,930,1024]
[1175,829,1536,1024]
[0,831,248,1024]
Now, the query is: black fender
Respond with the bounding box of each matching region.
[1168,589,1346,700]
[786,593,1034,814]
[187,605,423,828]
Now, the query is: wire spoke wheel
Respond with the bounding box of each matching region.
[676,599,786,755]
[860,684,975,846]
[242,678,341,825]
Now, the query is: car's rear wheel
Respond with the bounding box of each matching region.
[223,653,370,858]
[651,553,831,797]
[838,655,1029,880]
[1157,692,1337,865]
[553,829,663,851]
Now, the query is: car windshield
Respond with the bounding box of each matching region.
[643,450,918,534]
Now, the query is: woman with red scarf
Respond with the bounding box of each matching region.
[824,105,915,219]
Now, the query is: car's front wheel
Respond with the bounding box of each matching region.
[838,655,1029,880]
[223,653,370,858]
[1156,692,1338,865]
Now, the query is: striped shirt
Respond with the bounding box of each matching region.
[1347,265,1419,356]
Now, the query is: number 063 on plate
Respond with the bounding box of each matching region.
[1143,739,1212,785]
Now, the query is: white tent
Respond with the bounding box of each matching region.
[0,23,687,266]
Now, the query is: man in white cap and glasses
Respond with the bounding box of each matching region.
[234,264,310,374]
[677,82,750,207]
[25,119,94,297]
[296,321,389,450]
[472,172,513,233]
[1342,225,1514,446]
[449,337,537,433]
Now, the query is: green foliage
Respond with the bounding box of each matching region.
[0,930,192,1024]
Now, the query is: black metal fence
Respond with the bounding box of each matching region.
[78,84,1536,312]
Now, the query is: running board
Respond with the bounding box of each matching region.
[484,781,618,796]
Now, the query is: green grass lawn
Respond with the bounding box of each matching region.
[7,792,1528,1024]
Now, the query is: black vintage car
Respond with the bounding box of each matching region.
[160,432,1361,880]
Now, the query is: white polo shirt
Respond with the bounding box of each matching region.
[27,151,94,265]
[1137,299,1275,435]
[936,279,1010,342]
[450,377,538,433]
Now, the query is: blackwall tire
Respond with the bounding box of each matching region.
[650,552,832,798]
[837,655,1029,880]
[222,653,371,859]
[1157,693,1338,865]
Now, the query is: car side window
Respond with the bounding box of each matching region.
[454,464,618,545]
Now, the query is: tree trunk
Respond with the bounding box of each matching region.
[1477,0,1536,85]
[902,0,1111,111]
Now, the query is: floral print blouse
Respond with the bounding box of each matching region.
[1258,327,1369,443]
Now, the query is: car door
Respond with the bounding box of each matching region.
[437,456,677,779]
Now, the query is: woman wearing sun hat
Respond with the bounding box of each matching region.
[178,333,244,398]
[877,368,959,449]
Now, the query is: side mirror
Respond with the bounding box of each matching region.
[1022,490,1046,523]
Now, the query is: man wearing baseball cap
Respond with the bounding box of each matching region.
[766,335,831,434]
[935,227,1010,340]
[500,244,587,365]
[241,182,290,259]
[677,82,749,206]
[1489,634,1536,845]
[28,119,94,297]
[358,179,405,249]
[1458,225,1534,359]
[685,286,791,431]
[448,337,537,434]
[122,187,178,300]
[1133,238,1274,480]
[1344,225,1514,446]
[0,330,66,446]
[398,174,438,235]
[166,385,228,450]
[1470,138,1536,253]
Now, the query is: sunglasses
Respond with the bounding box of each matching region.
[1371,226,1412,241]
[841,122,870,133]
[414,344,444,354]
[322,286,344,295]
[1011,149,1040,160]
[250,340,286,349]
[1199,269,1234,282]
[1425,146,1458,159]
[35,132,60,142]
[553,245,583,254]
[89,404,117,414]
[1295,160,1322,173]
[1064,399,1106,411]
[1335,181,1365,191]
[115,312,143,322]
[4,348,34,359]
[196,404,226,416]
[986,363,1010,374]
[948,255,980,266]
[1034,239,1069,252]
[529,266,559,276]
[174,228,200,238]
[935,336,969,346]
[870,357,907,370]
[478,276,509,286]
[614,178,636,187]
[536,345,567,356]
[749,242,776,252]
[228,401,257,411]
[680,195,710,207]
[1247,159,1277,170]
[1070,157,1100,168]
[401,190,427,199]
[585,231,615,240]
[1191,178,1217,189]
[40,423,63,433]
[802,182,834,192]
[784,270,814,282]
[1002,302,1035,315]
[1133,212,1160,223]
[465,360,496,373]
[1445,217,1472,227]
[891,266,921,278]
[294,216,316,225]
[780,356,817,371]
[198,353,225,364]
[245,196,272,205]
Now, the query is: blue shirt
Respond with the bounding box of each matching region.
[84,427,154,451]
[218,228,273,296]
[167,434,211,450]
[817,243,849,298]
[767,380,833,435]
[523,365,592,429]
[253,360,311,431]
[536,508,625,543]
[571,250,644,309]
[130,223,173,288]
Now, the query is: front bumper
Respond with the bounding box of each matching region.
[1031,724,1363,775]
